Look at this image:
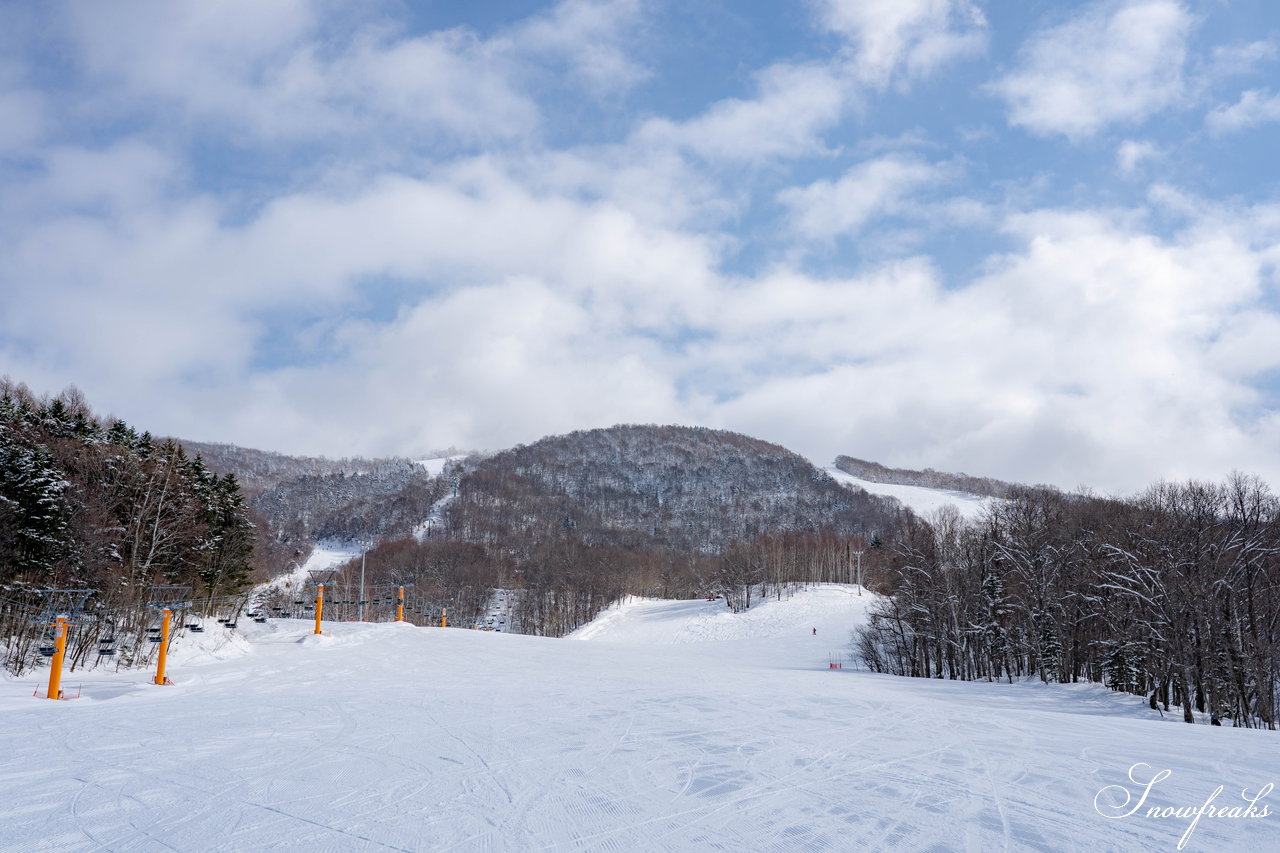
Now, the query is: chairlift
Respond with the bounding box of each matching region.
[99,636,115,644]
[38,645,57,656]
[148,636,163,643]
[97,647,115,657]
[253,616,267,623]
[225,622,238,629]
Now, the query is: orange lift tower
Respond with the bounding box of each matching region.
[146,586,192,686]
[306,569,338,635]
[33,588,93,701]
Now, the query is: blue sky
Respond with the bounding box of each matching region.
[2,0,1279,493]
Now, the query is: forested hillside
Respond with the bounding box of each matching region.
[248,459,448,552]
[177,441,456,560]
[177,440,393,496]
[448,425,901,554]
[322,425,908,637]
[0,381,258,674]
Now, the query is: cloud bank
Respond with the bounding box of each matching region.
[1,0,1279,494]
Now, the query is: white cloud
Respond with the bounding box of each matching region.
[1115,139,1158,175]
[712,206,1280,491]
[636,62,847,162]
[778,154,955,240]
[7,139,1280,491]
[506,0,650,95]
[990,0,1193,140]
[228,277,688,456]
[58,0,653,146]
[1206,89,1280,135]
[63,0,540,143]
[817,0,987,88]
[1207,39,1278,78]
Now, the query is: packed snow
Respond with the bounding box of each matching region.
[259,541,364,599]
[413,455,468,479]
[825,466,995,521]
[3,585,1276,852]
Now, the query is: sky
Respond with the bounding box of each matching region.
[1,0,1279,494]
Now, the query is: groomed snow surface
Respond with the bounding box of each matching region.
[4,586,1277,852]
[825,467,995,522]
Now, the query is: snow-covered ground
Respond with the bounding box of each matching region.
[257,540,364,600]
[826,466,995,521]
[3,585,1276,852]
[414,454,467,479]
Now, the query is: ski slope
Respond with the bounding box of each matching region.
[413,455,467,478]
[413,456,466,541]
[826,466,995,521]
[3,586,1276,852]
[259,541,364,598]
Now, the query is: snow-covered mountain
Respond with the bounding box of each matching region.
[186,426,1017,565]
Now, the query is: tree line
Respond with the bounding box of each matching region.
[0,381,259,674]
[856,476,1280,729]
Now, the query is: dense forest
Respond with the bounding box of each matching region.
[448,426,900,554]
[0,381,259,674]
[248,459,449,552]
[856,477,1280,729]
[178,440,397,495]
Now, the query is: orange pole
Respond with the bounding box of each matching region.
[441,607,447,628]
[46,617,68,700]
[396,587,404,622]
[154,609,171,685]
[314,585,324,634]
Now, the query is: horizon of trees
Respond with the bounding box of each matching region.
[855,476,1280,729]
